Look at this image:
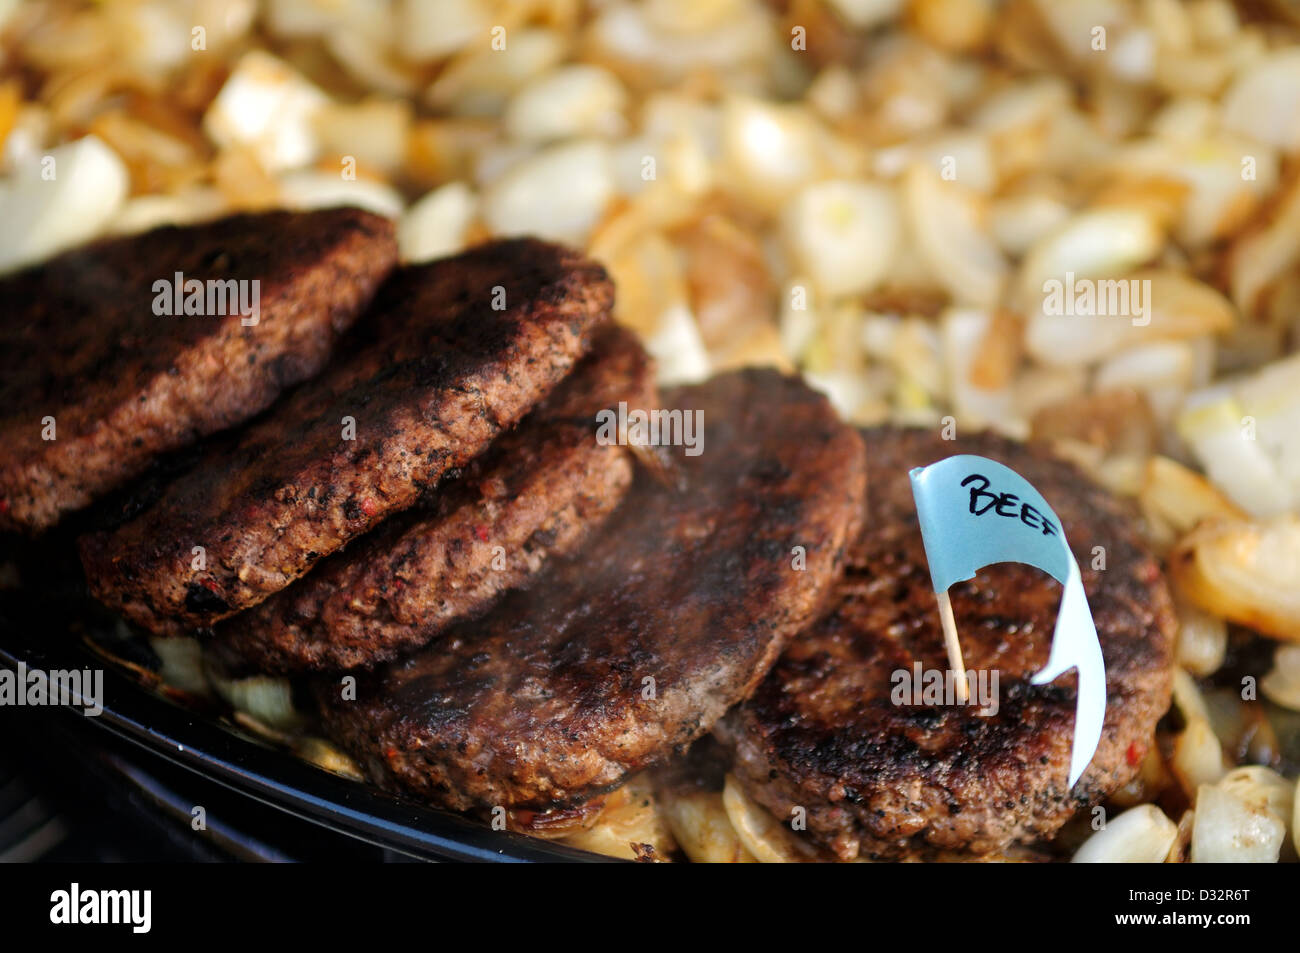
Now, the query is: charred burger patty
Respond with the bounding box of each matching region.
[0,207,397,534]
[78,238,612,633]
[316,369,868,817]
[715,427,1176,861]
[212,324,656,672]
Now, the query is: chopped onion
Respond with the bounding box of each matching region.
[1191,780,1286,863]
[1072,805,1178,863]
[661,789,757,863]
[148,637,210,697]
[202,51,327,173]
[504,65,628,143]
[0,135,127,273]
[1170,515,1300,643]
[398,182,476,264]
[276,171,403,218]
[1173,599,1229,678]
[559,776,676,861]
[721,97,827,211]
[1139,454,1245,549]
[782,180,900,298]
[903,164,1007,307]
[1220,49,1300,152]
[112,187,227,235]
[941,308,1021,434]
[721,774,810,863]
[482,140,614,247]
[397,0,490,62]
[313,98,412,174]
[207,667,301,731]
[1170,669,1227,796]
[1262,645,1300,712]
[1176,354,1300,518]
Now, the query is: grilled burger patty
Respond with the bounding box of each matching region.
[212,324,656,673]
[0,207,397,534]
[78,238,613,634]
[715,427,1176,861]
[317,369,868,817]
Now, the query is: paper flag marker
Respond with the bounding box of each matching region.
[909,454,1107,789]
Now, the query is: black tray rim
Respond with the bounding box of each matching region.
[0,623,616,863]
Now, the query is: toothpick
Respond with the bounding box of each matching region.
[936,588,969,704]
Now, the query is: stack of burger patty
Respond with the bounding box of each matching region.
[3,208,1176,861]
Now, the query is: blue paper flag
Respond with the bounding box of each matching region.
[909,454,1107,788]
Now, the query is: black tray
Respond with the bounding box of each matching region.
[0,588,609,863]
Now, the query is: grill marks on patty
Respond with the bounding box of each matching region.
[316,369,868,816]
[715,427,1176,862]
[77,238,613,634]
[211,324,656,673]
[0,207,398,534]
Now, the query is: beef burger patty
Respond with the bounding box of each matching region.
[212,324,656,673]
[79,238,612,634]
[317,369,868,817]
[0,207,397,534]
[715,427,1176,861]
